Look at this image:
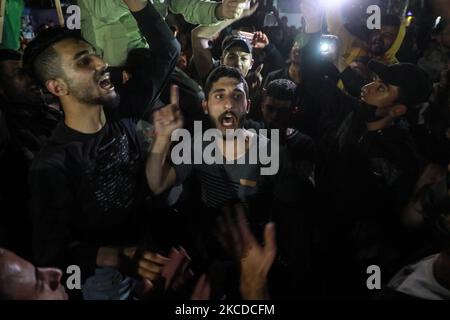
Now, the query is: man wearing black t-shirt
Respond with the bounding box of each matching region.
[24,0,180,299]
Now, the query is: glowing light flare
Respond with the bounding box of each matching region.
[320,43,331,53]
[318,0,347,9]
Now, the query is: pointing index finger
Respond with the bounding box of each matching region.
[170,85,179,106]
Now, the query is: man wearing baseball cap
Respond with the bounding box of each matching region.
[220,35,254,77]
[300,55,433,298]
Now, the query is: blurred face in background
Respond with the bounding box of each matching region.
[368,25,399,56]
[222,46,254,77]
[261,95,291,130]
[0,59,42,105]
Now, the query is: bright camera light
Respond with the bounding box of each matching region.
[320,43,331,53]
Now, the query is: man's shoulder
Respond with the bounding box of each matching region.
[31,142,68,174]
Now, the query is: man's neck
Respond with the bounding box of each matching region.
[63,101,105,134]
[366,116,395,132]
[434,251,450,291]
[288,63,301,84]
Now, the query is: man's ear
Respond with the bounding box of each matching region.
[46,79,68,97]
[250,58,255,70]
[390,104,407,118]
[246,99,251,114]
[202,100,208,115]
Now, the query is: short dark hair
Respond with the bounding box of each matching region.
[204,65,249,98]
[264,79,297,103]
[22,27,87,85]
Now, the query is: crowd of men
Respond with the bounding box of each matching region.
[0,0,449,300]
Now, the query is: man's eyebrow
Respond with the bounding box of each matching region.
[73,50,91,61]
[211,88,226,94]
[233,88,245,93]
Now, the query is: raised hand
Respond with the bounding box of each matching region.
[246,63,264,94]
[218,203,277,299]
[119,247,168,298]
[191,274,211,300]
[218,0,248,20]
[153,85,183,138]
[162,247,194,291]
[251,31,269,49]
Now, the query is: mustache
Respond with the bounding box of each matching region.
[94,66,109,83]
[218,110,238,121]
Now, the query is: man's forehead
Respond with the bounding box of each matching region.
[379,25,399,34]
[264,96,291,107]
[53,38,93,55]
[211,77,245,91]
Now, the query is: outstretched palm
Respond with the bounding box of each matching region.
[220,204,277,299]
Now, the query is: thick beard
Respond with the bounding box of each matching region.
[78,93,120,109]
[370,42,386,56]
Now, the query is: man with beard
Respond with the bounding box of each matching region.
[324,1,405,71]
[24,0,180,300]
[147,65,282,298]
[0,49,62,259]
[147,65,278,210]
[302,51,432,298]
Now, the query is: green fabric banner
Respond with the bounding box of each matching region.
[1,0,25,50]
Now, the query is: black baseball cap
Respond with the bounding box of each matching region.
[222,35,252,54]
[368,60,433,107]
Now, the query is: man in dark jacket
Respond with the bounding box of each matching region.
[25,0,180,299]
[0,49,63,259]
[300,39,432,297]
